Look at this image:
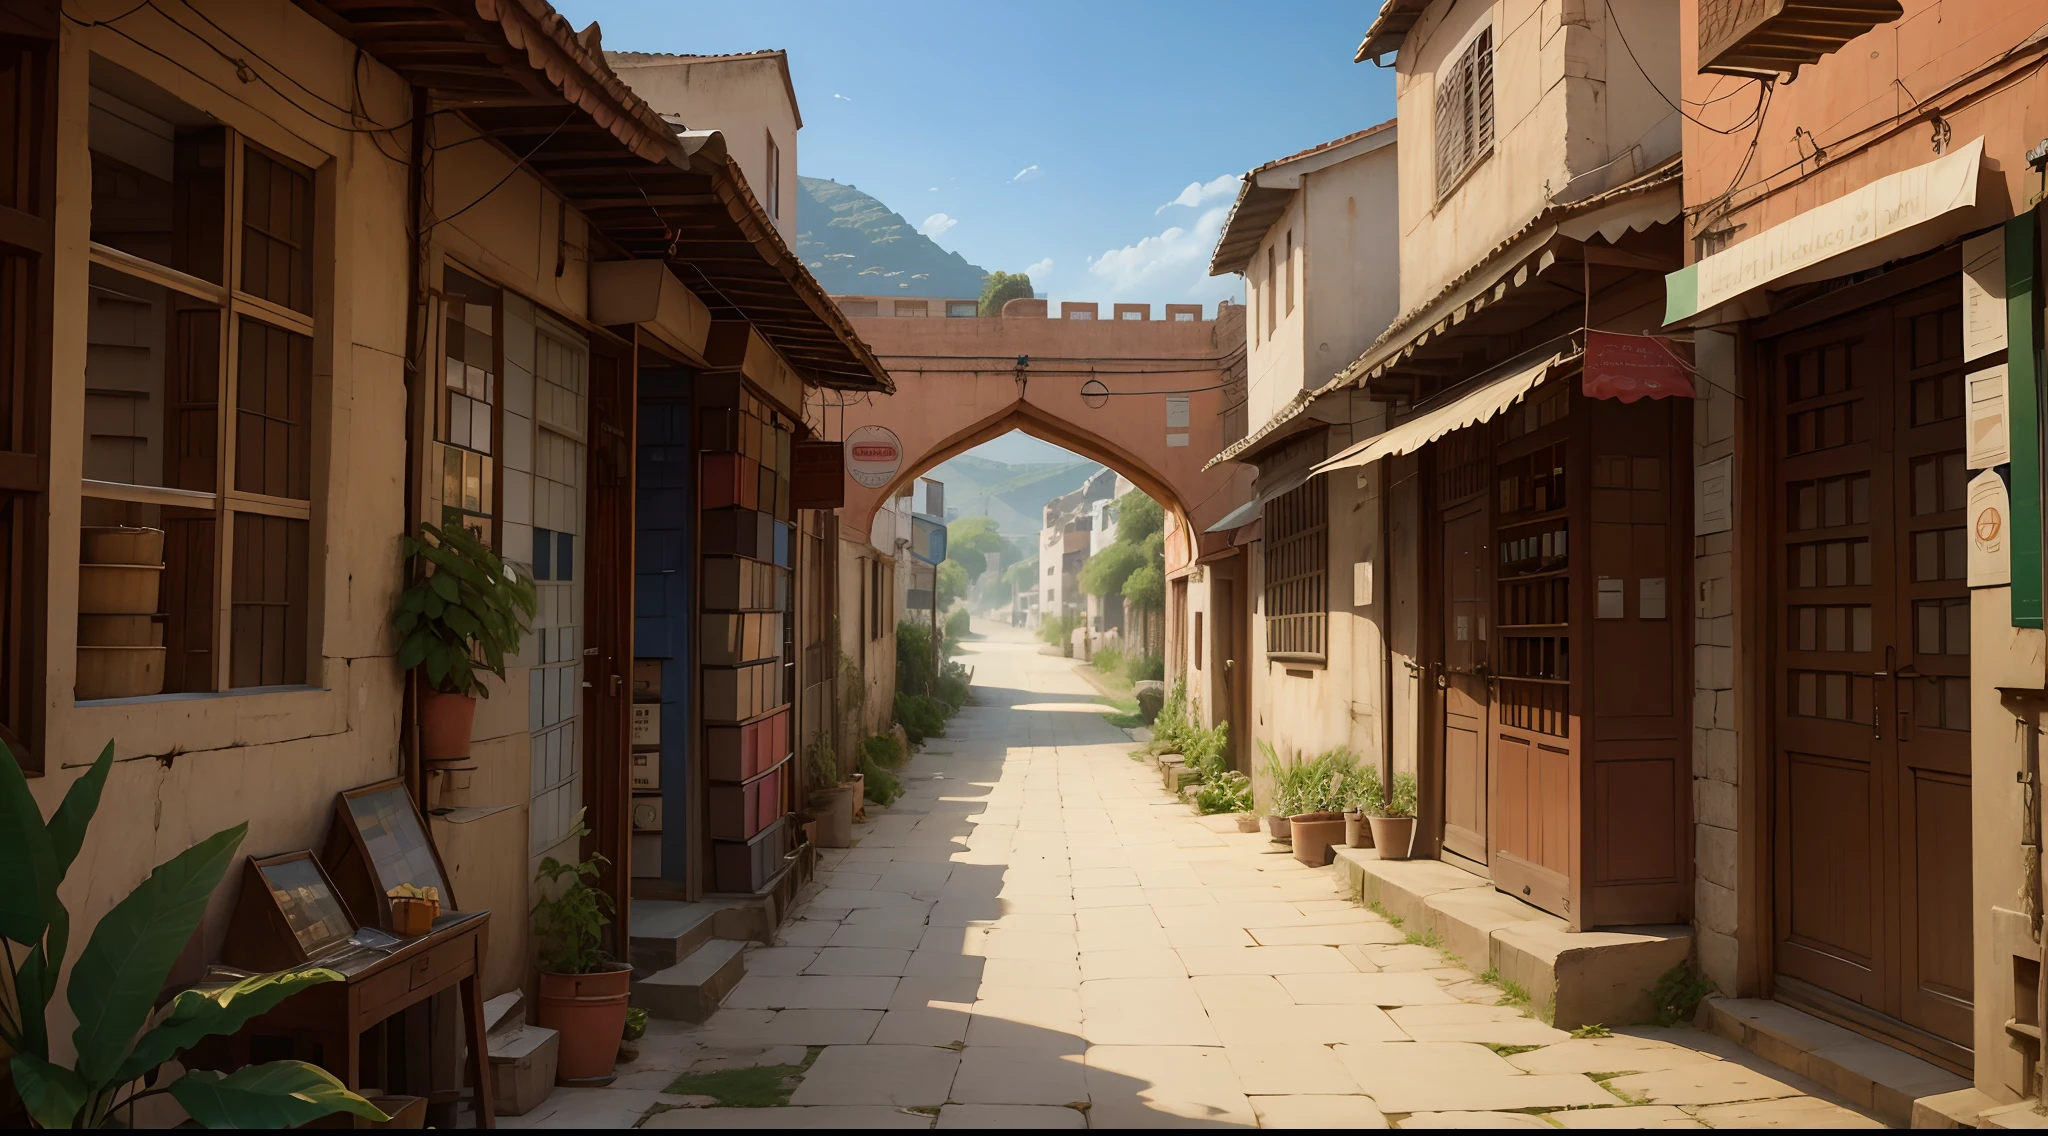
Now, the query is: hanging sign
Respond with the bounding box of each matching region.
[844,425,902,489]
[909,514,948,566]
[1968,468,2011,588]
[1582,331,1696,402]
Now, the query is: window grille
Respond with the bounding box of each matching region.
[1434,26,1494,200]
[1263,476,1327,660]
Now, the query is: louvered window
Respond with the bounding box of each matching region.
[1434,26,1495,201]
[1263,476,1327,661]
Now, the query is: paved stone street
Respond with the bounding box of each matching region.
[512,621,1888,1129]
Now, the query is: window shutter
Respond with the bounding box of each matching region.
[1474,28,1495,160]
[1433,59,1463,196]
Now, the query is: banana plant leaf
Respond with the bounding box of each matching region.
[113,968,343,1085]
[8,1052,86,1129]
[169,1061,390,1129]
[68,822,247,1085]
[0,740,111,1058]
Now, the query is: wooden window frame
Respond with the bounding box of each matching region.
[0,15,56,763]
[1263,476,1328,661]
[1433,25,1495,202]
[81,124,321,696]
[764,131,780,221]
[1284,229,1294,315]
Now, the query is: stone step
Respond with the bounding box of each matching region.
[632,937,747,1022]
[1332,845,1690,1030]
[628,899,727,975]
[1697,997,1973,1128]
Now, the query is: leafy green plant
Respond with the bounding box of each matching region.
[1339,759,1383,815]
[531,811,616,975]
[806,729,838,787]
[893,692,946,742]
[1370,771,1420,819]
[1090,644,1127,676]
[0,741,386,1129]
[978,270,1034,317]
[862,752,903,806]
[1125,653,1165,682]
[859,732,907,771]
[1262,744,1362,816]
[1038,611,1081,648]
[623,1007,649,1042]
[935,670,970,710]
[1648,962,1715,1026]
[1194,770,1254,815]
[943,607,970,643]
[393,521,537,696]
[1570,1023,1613,1039]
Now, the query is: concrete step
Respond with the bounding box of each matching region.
[628,899,726,976]
[632,937,747,1022]
[1697,997,1973,1128]
[1332,845,1690,1030]
[1978,1099,2048,1128]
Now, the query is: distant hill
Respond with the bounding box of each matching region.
[799,176,990,298]
[925,453,1105,540]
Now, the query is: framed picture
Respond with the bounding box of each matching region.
[322,779,456,933]
[224,851,357,970]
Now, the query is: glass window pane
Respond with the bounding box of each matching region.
[229,512,307,688]
[233,318,310,500]
[239,147,314,313]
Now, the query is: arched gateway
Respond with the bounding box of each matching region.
[826,302,1253,574]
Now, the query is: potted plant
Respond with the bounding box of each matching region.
[1343,762,1384,849]
[806,730,853,848]
[531,811,631,1085]
[393,522,537,763]
[1288,750,1355,868]
[1368,772,1422,860]
[0,741,389,1129]
[1259,742,1303,843]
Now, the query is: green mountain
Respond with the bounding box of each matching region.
[798,176,990,298]
[925,453,1105,540]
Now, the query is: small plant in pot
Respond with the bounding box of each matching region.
[1287,749,1358,868]
[806,729,853,848]
[1258,742,1301,843]
[1367,773,1422,860]
[393,522,537,763]
[1342,761,1384,849]
[531,811,631,1086]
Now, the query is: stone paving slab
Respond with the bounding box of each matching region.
[517,621,1882,1130]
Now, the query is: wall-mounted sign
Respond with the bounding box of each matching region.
[1968,468,2011,588]
[844,425,902,489]
[1967,365,2009,470]
[909,514,948,565]
[1695,454,1733,535]
[1962,230,2006,362]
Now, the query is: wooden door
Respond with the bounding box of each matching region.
[1771,286,1973,1056]
[582,340,634,944]
[1437,428,1492,867]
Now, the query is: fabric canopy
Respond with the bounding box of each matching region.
[1315,350,1575,475]
[1203,465,1318,534]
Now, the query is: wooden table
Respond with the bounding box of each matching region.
[202,910,494,1128]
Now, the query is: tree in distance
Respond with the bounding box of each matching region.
[979,271,1035,316]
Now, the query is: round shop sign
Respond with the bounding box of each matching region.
[845,424,903,489]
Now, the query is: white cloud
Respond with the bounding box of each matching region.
[832,92,852,101]
[1085,204,1239,304]
[1024,257,1053,279]
[1011,164,1041,182]
[918,212,958,238]
[1155,173,1241,214]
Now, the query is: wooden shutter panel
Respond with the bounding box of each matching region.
[0,6,55,764]
[1474,28,1495,159]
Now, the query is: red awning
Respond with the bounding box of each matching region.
[1581,331,1695,403]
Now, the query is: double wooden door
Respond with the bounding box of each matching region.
[1441,496,1492,867]
[1770,286,1973,1058]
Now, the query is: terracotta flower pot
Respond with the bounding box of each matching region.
[1368,815,1417,861]
[537,966,632,1085]
[1289,812,1346,867]
[1263,814,1292,843]
[418,688,477,762]
[1235,813,1261,833]
[810,784,853,848]
[1344,811,1374,848]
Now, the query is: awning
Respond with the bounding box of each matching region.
[1665,136,1984,325]
[1202,465,1317,534]
[1315,350,1577,475]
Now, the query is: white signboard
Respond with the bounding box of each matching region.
[1963,230,2006,361]
[844,424,903,489]
[1353,561,1373,607]
[1968,469,2011,588]
[1695,454,1733,535]
[1166,395,1190,428]
[1967,365,2009,470]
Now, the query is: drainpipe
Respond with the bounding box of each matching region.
[1378,456,1395,804]
[401,84,429,804]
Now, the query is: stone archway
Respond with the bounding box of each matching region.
[825,309,1254,573]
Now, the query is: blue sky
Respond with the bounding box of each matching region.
[557,0,1396,320]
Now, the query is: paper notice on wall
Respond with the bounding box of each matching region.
[1166,433,1189,447]
[1695,454,1733,535]
[1455,614,1469,641]
[1597,578,1625,619]
[1963,230,2007,362]
[1967,365,2009,470]
[1166,395,1191,428]
[1353,560,1373,606]
[1968,468,2011,588]
[1640,577,1667,620]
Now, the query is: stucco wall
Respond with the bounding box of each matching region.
[605,53,801,247]
[1303,145,1402,388]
